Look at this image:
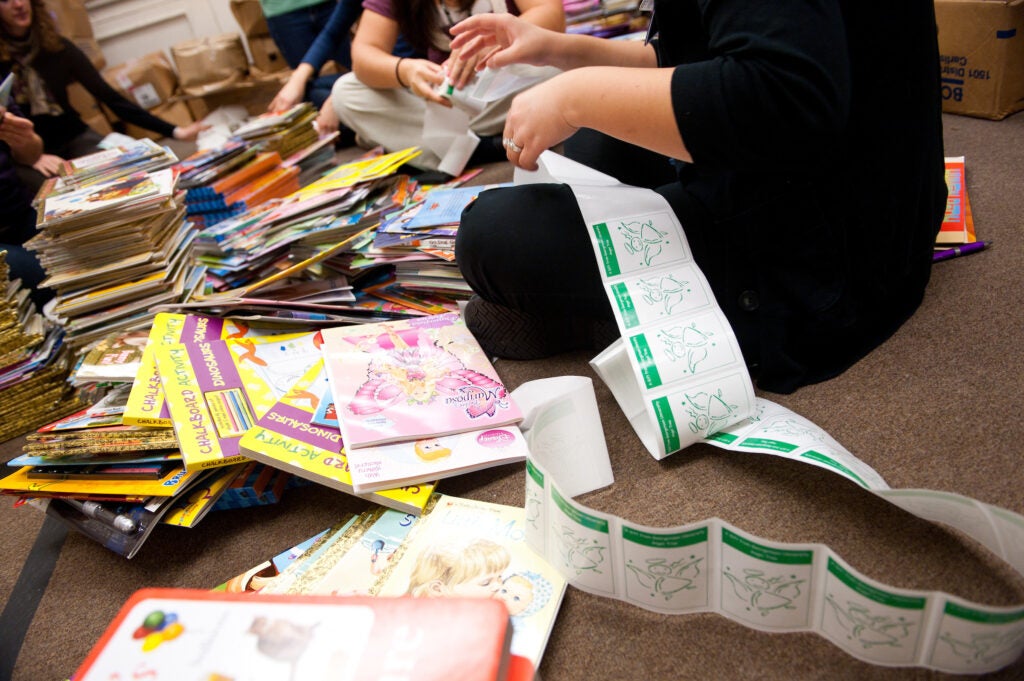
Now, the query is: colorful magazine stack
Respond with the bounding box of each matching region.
[27,167,206,349]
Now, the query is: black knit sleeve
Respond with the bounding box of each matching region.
[64,39,177,139]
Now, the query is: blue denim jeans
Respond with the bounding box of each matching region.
[265,0,352,71]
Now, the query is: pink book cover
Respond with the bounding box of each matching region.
[320,312,522,448]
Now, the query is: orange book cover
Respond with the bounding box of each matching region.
[73,588,516,681]
[936,156,972,245]
[210,151,282,196]
[225,165,300,208]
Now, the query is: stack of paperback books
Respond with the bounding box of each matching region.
[27,167,207,349]
[32,138,179,207]
[0,251,84,441]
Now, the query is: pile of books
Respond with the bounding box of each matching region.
[218,492,567,679]
[32,137,179,207]
[27,165,206,349]
[0,251,84,442]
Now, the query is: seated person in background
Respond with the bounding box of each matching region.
[267,0,419,114]
[0,101,52,308]
[0,0,207,196]
[322,0,565,171]
[261,0,354,74]
[450,0,947,394]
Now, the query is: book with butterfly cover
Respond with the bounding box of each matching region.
[320,312,523,449]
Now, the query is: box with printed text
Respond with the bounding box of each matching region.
[935,0,1024,119]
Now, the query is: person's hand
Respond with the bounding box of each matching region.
[401,58,449,106]
[269,76,306,113]
[173,121,212,141]
[449,13,549,71]
[443,44,495,90]
[33,153,65,177]
[269,65,313,113]
[315,97,340,134]
[500,74,578,171]
[0,108,36,146]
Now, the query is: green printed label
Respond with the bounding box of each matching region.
[552,487,608,533]
[592,223,621,276]
[828,558,926,609]
[944,601,1024,624]
[611,282,640,328]
[706,432,738,445]
[738,437,798,453]
[801,450,868,488]
[630,334,662,389]
[652,396,680,454]
[623,525,707,549]
[723,528,813,565]
[526,458,544,487]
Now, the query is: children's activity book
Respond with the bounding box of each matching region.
[345,424,530,494]
[73,588,515,681]
[370,493,567,672]
[123,313,270,427]
[155,329,325,471]
[320,312,523,448]
[238,358,436,515]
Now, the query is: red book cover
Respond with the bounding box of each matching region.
[73,588,515,681]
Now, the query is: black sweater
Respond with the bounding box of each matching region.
[656,0,947,392]
[1,38,176,154]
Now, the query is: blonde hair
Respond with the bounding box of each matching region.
[406,538,510,597]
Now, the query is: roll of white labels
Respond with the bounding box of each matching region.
[507,152,1024,675]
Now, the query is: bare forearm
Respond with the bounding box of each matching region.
[561,66,689,161]
[543,32,656,71]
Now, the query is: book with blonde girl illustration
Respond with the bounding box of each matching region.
[371,494,566,669]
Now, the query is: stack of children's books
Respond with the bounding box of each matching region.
[0,251,84,442]
[32,137,179,207]
[230,102,320,161]
[27,167,206,349]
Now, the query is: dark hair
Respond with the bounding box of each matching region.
[0,0,64,59]
[394,0,475,57]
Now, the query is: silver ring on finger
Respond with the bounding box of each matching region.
[503,137,523,154]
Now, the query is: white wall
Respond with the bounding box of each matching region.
[85,0,245,68]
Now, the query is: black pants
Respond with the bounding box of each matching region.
[456,130,691,322]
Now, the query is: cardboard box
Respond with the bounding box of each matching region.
[935,0,1024,119]
[183,73,289,120]
[43,0,106,68]
[230,0,270,38]
[171,33,250,96]
[247,35,287,74]
[103,52,178,109]
[121,100,195,141]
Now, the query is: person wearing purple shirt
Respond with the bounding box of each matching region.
[321,0,564,171]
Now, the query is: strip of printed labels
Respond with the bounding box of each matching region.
[506,154,1024,674]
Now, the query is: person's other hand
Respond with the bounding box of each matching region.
[500,74,578,171]
[449,13,547,71]
[402,58,449,106]
[33,153,65,177]
[315,98,340,134]
[173,121,212,141]
[444,45,495,90]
